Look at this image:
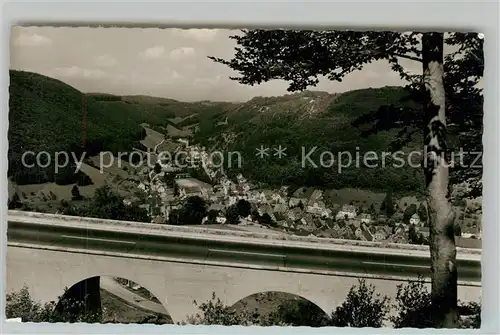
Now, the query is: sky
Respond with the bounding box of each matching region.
[10,26,423,102]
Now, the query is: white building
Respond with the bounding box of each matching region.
[236,173,247,184]
[138,182,148,192]
[335,205,357,220]
[216,216,227,224]
[178,138,189,147]
[360,213,372,224]
[409,213,421,226]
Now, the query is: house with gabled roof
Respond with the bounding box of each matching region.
[272,193,287,205]
[273,203,288,214]
[394,224,405,235]
[287,207,304,221]
[298,213,315,232]
[261,190,275,203]
[418,226,430,238]
[138,181,149,192]
[279,219,290,229]
[208,203,225,213]
[331,222,341,233]
[335,221,348,237]
[306,203,323,216]
[274,211,287,223]
[461,226,481,239]
[292,186,309,198]
[292,187,315,201]
[307,189,324,205]
[279,186,289,196]
[348,218,362,228]
[289,197,305,208]
[323,218,335,229]
[373,227,388,241]
[360,213,372,224]
[286,218,298,230]
[410,213,421,226]
[335,204,358,221]
[348,224,363,239]
[258,204,273,217]
[236,173,247,184]
[361,226,374,241]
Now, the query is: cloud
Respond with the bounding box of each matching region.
[127,69,183,86]
[364,70,382,79]
[139,45,165,59]
[50,66,109,79]
[94,54,117,67]
[176,29,217,42]
[156,70,183,84]
[194,75,221,86]
[169,47,195,60]
[13,33,52,47]
[170,71,183,81]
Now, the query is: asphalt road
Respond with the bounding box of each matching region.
[7,217,481,283]
[100,277,168,315]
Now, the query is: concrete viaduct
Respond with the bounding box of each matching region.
[6,210,482,323]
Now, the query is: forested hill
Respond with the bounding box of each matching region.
[9,69,443,194]
[7,70,228,185]
[189,87,428,194]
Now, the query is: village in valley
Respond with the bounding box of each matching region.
[103,127,483,250]
[8,117,483,250]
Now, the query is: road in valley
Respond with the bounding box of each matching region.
[100,276,168,315]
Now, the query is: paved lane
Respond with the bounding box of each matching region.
[100,277,168,315]
[7,218,481,283]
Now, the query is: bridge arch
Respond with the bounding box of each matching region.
[229,290,331,326]
[51,273,172,323]
[227,289,332,320]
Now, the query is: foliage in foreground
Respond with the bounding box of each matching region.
[182,279,480,329]
[59,185,150,223]
[330,279,390,327]
[6,286,167,324]
[5,286,101,323]
[6,279,480,328]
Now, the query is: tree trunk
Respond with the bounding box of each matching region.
[421,32,459,328]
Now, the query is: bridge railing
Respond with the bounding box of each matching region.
[7,210,481,283]
[7,210,481,258]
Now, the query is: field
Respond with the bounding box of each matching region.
[323,188,387,208]
[9,154,144,212]
[139,125,165,151]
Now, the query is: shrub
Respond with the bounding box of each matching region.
[266,298,330,327]
[236,199,252,218]
[391,278,481,329]
[330,279,390,327]
[182,292,252,326]
[8,192,22,209]
[6,286,101,323]
[5,286,54,322]
[71,185,83,201]
[225,205,240,225]
[391,279,433,328]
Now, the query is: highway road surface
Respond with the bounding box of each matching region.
[100,277,168,315]
[7,212,481,283]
